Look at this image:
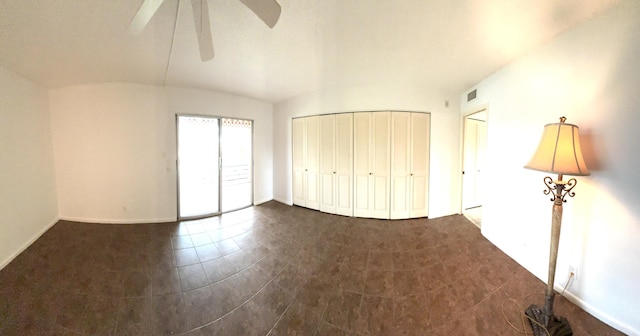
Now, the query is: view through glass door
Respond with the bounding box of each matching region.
[177,116,220,218]
[221,118,253,212]
[177,116,253,219]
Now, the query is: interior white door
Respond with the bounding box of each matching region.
[304,116,320,210]
[476,119,486,207]
[292,118,305,206]
[353,112,372,217]
[409,112,430,218]
[371,111,391,219]
[335,113,353,216]
[462,116,486,209]
[390,112,411,219]
[319,115,336,213]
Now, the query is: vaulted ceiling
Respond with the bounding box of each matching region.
[0,0,620,103]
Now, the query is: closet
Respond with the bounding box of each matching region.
[293,111,430,219]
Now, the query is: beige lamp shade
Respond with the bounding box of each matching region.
[524,117,590,176]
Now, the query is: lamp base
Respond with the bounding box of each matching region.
[525,304,573,336]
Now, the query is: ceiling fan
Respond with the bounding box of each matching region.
[128,0,281,61]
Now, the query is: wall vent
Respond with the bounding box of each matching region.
[467,89,477,102]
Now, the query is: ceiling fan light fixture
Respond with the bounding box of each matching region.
[128,0,281,62]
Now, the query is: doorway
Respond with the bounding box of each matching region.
[462,110,487,228]
[177,115,253,219]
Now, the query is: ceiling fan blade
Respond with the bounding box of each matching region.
[128,0,166,34]
[191,0,214,61]
[238,0,281,28]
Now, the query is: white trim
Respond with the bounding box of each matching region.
[253,197,273,206]
[0,217,59,270]
[58,216,175,224]
[272,197,293,206]
[559,289,637,336]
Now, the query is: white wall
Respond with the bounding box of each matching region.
[49,83,272,223]
[0,65,58,268]
[460,1,640,334]
[273,86,461,218]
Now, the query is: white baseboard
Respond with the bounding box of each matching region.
[0,217,59,270]
[559,289,637,336]
[254,198,273,206]
[59,216,176,224]
[272,197,293,205]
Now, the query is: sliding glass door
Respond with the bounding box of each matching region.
[221,118,253,212]
[177,115,253,219]
[177,116,220,218]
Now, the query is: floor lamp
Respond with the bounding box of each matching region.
[523,117,590,336]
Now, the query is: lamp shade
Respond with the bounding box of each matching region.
[524,117,590,176]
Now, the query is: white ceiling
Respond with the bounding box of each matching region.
[0,0,620,103]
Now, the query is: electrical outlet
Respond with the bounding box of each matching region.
[569,266,578,281]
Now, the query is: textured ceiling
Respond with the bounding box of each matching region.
[0,0,620,103]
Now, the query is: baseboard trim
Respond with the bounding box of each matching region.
[59,216,176,224]
[0,217,59,270]
[559,289,637,336]
[254,198,273,206]
[483,233,636,336]
[272,197,293,205]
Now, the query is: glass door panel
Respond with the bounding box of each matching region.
[177,116,220,218]
[221,118,253,212]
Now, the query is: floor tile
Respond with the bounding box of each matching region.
[0,201,625,336]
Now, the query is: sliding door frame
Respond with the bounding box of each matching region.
[175,114,254,220]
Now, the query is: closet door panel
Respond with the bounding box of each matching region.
[305,116,320,210]
[409,113,430,218]
[371,112,390,219]
[390,112,411,219]
[354,175,370,217]
[292,118,305,206]
[411,175,428,215]
[353,113,371,176]
[371,112,390,175]
[320,115,336,213]
[353,113,372,217]
[335,113,353,216]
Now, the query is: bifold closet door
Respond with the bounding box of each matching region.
[391,112,430,219]
[319,113,353,215]
[353,113,371,217]
[334,113,353,216]
[292,118,305,206]
[292,116,320,210]
[353,111,390,219]
[409,112,430,218]
[391,112,411,219]
[319,115,337,213]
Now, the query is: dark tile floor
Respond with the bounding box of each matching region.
[0,201,624,335]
